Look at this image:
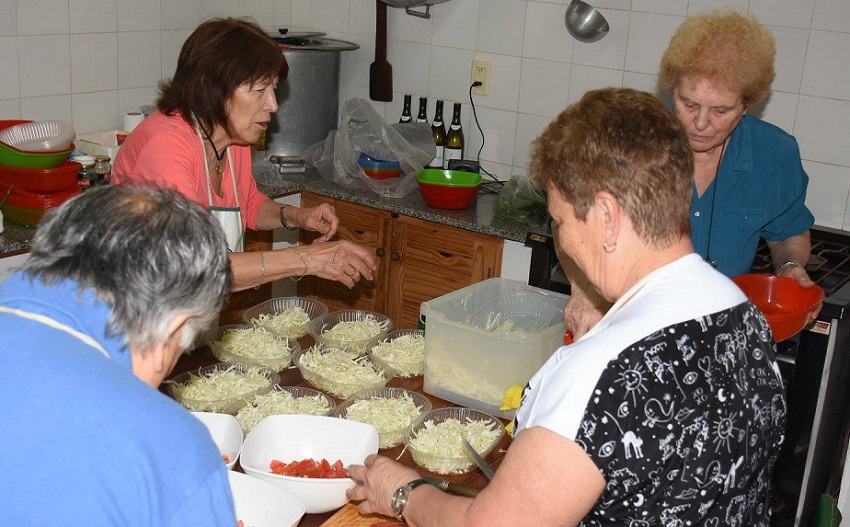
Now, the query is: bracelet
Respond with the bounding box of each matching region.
[253,251,266,290]
[290,248,308,282]
[279,204,297,231]
[777,260,801,273]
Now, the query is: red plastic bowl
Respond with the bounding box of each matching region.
[0,160,81,193]
[418,181,480,209]
[732,273,823,342]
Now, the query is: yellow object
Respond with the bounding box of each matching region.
[500,384,523,411]
[505,420,514,436]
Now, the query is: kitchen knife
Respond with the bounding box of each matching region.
[421,476,481,498]
[461,437,496,481]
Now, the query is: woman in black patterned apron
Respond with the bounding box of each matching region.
[347,88,786,527]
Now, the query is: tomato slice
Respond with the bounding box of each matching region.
[269,458,348,478]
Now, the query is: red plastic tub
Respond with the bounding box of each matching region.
[0,160,81,193]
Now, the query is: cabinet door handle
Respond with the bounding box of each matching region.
[376,247,387,257]
[390,251,401,262]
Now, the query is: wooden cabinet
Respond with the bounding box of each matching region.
[298,193,504,329]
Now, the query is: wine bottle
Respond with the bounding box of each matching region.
[443,102,464,168]
[399,94,412,123]
[416,97,428,123]
[428,100,446,168]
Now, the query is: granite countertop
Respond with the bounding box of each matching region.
[0,161,530,258]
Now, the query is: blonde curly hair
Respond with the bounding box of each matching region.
[660,11,775,106]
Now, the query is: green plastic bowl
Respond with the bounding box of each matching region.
[0,120,74,169]
[416,169,483,187]
[417,169,483,209]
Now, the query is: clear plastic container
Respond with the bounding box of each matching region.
[421,278,568,419]
[332,387,431,449]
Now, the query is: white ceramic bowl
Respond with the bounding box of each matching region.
[240,414,379,514]
[191,412,243,470]
[228,470,305,527]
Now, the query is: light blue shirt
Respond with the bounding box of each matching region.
[690,114,814,278]
[0,273,237,526]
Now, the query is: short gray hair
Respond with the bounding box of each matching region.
[23,185,231,352]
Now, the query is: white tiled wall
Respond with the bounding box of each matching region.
[1,0,849,230]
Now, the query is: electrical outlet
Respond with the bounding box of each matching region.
[471,60,491,96]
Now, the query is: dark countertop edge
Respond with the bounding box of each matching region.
[0,162,530,258]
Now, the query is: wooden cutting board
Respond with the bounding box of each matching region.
[318,503,401,527]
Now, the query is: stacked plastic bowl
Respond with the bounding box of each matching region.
[416,169,483,210]
[0,119,80,227]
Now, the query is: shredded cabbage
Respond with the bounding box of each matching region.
[426,359,503,406]
[299,346,386,397]
[370,333,425,377]
[236,390,332,433]
[171,365,272,411]
[250,307,311,338]
[210,327,294,368]
[342,393,423,448]
[406,417,502,474]
[321,315,390,352]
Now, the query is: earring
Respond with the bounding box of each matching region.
[603,241,617,253]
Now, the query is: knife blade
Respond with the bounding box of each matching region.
[461,437,496,481]
[421,476,481,498]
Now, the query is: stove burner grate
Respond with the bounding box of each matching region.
[752,238,850,298]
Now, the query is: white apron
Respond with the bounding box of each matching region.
[196,128,244,252]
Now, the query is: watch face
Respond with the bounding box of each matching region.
[391,486,407,518]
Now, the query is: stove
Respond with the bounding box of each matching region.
[525,225,850,527]
[752,226,850,320]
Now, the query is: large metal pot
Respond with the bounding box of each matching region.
[266,32,358,172]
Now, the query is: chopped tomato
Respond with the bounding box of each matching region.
[269,457,348,478]
[221,453,231,463]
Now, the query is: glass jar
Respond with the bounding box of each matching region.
[75,155,96,191]
[93,155,112,186]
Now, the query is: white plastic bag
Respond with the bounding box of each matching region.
[302,98,435,198]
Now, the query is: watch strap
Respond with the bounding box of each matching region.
[392,478,429,522]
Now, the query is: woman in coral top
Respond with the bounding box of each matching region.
[113,17,375,291]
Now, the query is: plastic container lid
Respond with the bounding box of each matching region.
[358,153,400,170]
[72,155,95,166]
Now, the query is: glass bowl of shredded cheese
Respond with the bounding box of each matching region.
[243,297,329,340]
[167,363,280,415]
[368,329,426,378]
[333,387,432,449]
[403,407,504,475]
[294,345,392,399]
[309,310,393,354]
[236,385,337,434]
[208,324,299,372]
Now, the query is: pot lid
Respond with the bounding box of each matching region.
[271,30,359,51]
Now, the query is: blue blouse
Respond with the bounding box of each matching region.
[690,114,814,278]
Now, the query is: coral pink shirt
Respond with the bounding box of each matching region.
[112,111,267,230]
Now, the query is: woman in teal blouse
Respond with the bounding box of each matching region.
[563,11,820,338]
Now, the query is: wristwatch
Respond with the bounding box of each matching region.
[390,478,429,522]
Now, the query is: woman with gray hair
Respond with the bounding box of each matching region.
[0,185,236,525]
